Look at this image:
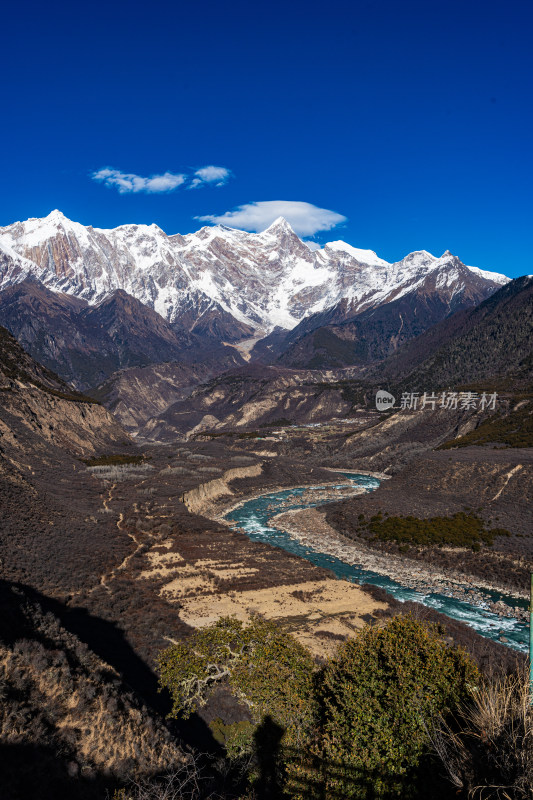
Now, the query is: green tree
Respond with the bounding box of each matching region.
[157,614,479,799]
[302,615,479,799]
[157,615,316,766]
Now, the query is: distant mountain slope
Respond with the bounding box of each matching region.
[139,364,361,440]
[0,211,508,342]
[373,275,533,390]
[275,257,500,368]
[0,318,88,399]
[139,278,533,443]
[90,357,247,431]
[0,279,244,389]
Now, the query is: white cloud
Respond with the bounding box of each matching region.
[93,164,232,194]
[197,200,346,237]
[190,165,231,188]
[92,168,186,194]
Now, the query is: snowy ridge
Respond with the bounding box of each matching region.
[0,210,509,335]
[325,240,390,267]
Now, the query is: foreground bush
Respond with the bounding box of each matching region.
[158,614,479,799]
[157,615,315,786]
[433,669,533,799]
[290,615,479,799]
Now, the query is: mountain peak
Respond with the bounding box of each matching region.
[262,217,296,235]
[326,240,389,267]
[45,209,68,223]
[396,250,437,268]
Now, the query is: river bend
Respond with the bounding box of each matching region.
[224,472,528,653]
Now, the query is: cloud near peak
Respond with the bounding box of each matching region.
[92,165,231,194]
[197,200,346,237]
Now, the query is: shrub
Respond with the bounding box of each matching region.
[163,466,191,475]
[157,616,316,791]
[157,616,315,741]
[112,758,224,799]
[157,615,479,800]
[297,615,479,799]
[87,463,154,482]
[357,511,510,549]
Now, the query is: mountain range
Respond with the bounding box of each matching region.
[372,274,533,391]
[0,210,509,388]
[0,278,244,389]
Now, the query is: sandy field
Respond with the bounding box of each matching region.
[177,577,387,657]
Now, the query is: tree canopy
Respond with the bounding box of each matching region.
[157,613,479,799]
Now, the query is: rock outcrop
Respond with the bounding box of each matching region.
[182,463,263,514]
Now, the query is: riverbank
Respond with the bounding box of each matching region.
[270,507,528,622]
[213,469,527,612]
[213,467,387,522]
[208,469,528,648]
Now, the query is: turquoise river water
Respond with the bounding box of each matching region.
[224,472,528,653]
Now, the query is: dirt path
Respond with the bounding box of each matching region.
[92,486,146,592]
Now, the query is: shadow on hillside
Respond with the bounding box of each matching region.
[0,579,219,755]
[0,580,455,799]
[0,742,120,800]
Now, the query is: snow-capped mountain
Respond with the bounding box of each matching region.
[0,210,508,337]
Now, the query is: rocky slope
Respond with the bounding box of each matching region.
[0,211,507,343]
[0,323,143,617]
[0,323,129,460]
[182,462,263,515]
[90,358,245,431]
[0,581,187,799]
[0,279,244,389]
[274,259,503,368]
[139,365,363,440]
[134,275,533,443]
[369,274,533,391]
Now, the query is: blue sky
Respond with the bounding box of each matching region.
[1,0,531,276]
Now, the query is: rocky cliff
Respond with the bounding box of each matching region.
[182,462,263,514]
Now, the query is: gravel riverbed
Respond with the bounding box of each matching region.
[269,506,529,624]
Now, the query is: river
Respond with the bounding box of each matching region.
[224,472,529,653]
